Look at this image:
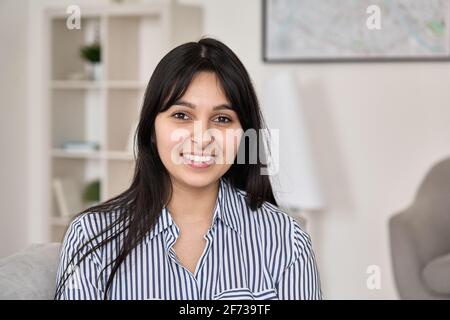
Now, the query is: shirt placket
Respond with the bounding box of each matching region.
[164,221,217,300]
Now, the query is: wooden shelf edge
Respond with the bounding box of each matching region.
[51,149,136,161]
[51,149,101,159]
[106,151,136,161]
[50,80,146,90]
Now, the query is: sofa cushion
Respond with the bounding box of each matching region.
[0,243,61,300]
[422,253,450,295]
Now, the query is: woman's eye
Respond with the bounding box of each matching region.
[172,112,190,120]
[214,116,232,123]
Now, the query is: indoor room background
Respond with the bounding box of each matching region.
[1,0,450,300]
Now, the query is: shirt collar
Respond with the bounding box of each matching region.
[145,177,242,242]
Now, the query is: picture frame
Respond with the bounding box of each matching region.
[262,0,450,63]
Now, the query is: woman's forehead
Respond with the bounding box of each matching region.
[176,72,231,110]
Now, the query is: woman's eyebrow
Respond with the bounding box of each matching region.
[173,100,233,111]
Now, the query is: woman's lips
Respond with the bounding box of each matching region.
[181,153,216,168]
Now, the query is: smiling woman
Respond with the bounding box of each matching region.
[155,71,243,189]
[54,37,322,300]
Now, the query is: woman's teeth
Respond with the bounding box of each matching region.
[182,154,215,163]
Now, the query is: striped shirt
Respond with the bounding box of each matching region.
[55,177,322,300]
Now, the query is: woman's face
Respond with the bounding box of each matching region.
[155,71,243,189]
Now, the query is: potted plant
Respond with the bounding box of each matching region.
[80,42,102,80]
[82,179,100,207]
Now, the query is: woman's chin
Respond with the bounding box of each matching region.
[174,169,220,189]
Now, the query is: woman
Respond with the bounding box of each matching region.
[54,37,322,300]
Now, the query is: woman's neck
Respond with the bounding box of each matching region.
[167,178,220,226]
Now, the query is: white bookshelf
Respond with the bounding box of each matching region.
[46,1,202,241]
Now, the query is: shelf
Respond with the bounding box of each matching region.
[51,149,136,161]
[46,4,166,18]
[51,17,102,81]
[51,80,146,90]
[51,149,101,159]
[106,15,167,82]
[106,89,141,151]
[106,81,147,89]
[106,151,135,161]
[51,84,103,150]
[51,158,102,222]
[46,2,203,242]
[106,160,135,199]
[51,80,101,89]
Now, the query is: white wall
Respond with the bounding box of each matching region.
[0,0,29,258]
[194,0,450,299]
[3,0,450,299]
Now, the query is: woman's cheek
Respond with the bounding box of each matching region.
[156,121,181,166]
[167,127,189,165]
[223,128,243,165]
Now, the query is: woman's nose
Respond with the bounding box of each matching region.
[191,119,215,149]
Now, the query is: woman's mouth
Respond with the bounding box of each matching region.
[181,153,216,169]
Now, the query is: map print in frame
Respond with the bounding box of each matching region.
[263,0,450,62]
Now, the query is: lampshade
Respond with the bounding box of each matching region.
[262,71,325,210]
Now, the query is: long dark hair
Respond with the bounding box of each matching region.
[54,37,278,299]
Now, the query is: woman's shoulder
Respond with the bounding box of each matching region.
[259,201,312,247]
[234,187,306,232]
[234,187,314,263]
[64,208,122,249]
[70,208,117,229]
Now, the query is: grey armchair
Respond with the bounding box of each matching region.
[389,157,450,299]
[0,243,61,300]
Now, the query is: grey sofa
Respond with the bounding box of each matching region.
[389,157,450,299]
[0,243,61,300]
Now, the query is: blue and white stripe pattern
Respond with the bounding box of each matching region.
[55,177,322,300]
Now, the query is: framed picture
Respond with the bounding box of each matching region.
[263,0,450,62]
